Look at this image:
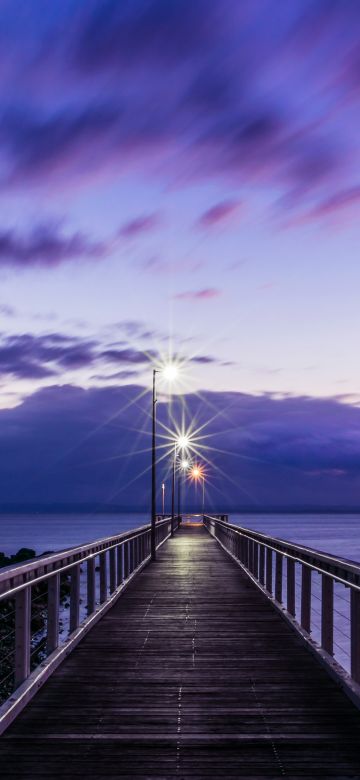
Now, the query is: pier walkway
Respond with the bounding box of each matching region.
[1,523,360,778]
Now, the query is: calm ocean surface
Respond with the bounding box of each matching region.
[1,512,360,562]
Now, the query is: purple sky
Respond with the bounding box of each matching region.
[1,1,360,507]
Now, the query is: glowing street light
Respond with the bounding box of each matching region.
[177,434,190,451]
[162,363,178,382]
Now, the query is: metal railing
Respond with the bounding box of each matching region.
[0,516,179,733]
[204,515,360,703]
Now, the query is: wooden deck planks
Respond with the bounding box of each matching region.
[1,524,360,778]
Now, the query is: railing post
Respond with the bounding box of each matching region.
[99,552,107,604]
[351,588,360,683]
[124,541,129,579]
[47,572,60,653]
[87,557,96,615]
[301,566,311,633]
[321,574,334,655]
[70,564,80,633]
[253,542,259,579]
[117,544,123,586]
[249,539,254,572]
[259,546,265,585]
[109,547,116,594]
[287,558,295,617]
[275,553,283,603]
[266,548,272,593]
[15,587,31,687]
[129,539,134,573]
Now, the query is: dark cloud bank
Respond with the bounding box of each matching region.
[2,384,360,511]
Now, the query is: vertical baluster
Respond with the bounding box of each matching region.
[287,558,295,617]
[253,543,259,579]
[235,533,240,561]
[240,536,245,563]
[321,574,334,655]
[301,566,311,633]
[266,548,272,593]
[15,587,31,686]
[47,572,60,653]
[124,541,129,579]
[109,547,116,593]
[117,544,123,586]
[87,557,96,615]
[351,588,360,683]
[259,546,265,585]
[70,563,80,633]
[99,551,107,603]
[275,553,283,603]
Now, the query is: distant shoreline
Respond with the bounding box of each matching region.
[0,506,360,515]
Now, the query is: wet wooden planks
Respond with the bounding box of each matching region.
[1,524,360,778]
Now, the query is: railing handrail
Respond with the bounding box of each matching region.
[204,514,360,585]
[0,515,180,734]
[204,514,360,704]
[0,517,173,597]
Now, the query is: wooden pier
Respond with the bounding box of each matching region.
[1,523,360,778]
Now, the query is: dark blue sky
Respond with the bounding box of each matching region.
[0,1,360,507]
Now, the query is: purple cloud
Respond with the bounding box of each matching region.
[0,1,357,221]
[287,185,360,227]
[101,347,157,365]
[119,214,160,238]
[174,288,221,301]
[196,200,241,229]
[0,223,109,268]
[75,0,215,72]
[0,332,161,380]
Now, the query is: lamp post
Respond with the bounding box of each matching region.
[151,362,179,559]
[178,459,189,519]
[162,482,165,516]
[171,446,176,537]
[151,369,158,561]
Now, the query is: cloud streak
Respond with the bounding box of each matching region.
[174,288,221,301]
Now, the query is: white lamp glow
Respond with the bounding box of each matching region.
[163,364,178,382]
[177,434,190,450]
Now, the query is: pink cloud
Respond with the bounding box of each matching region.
[174,288,221,301]
[285,185,360,228]
[196,199,241,229]
[119,213,160,238]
